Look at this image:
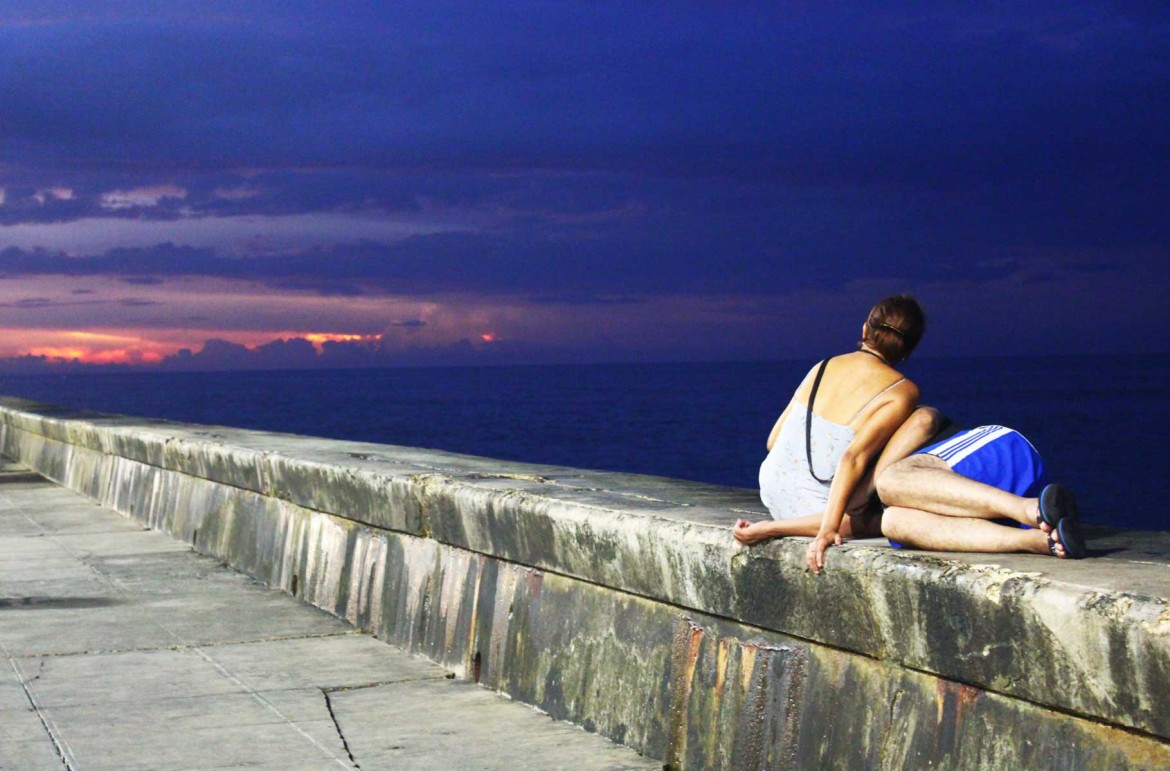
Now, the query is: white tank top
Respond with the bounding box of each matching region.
[758,370,904,520]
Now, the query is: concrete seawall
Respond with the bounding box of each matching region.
[1,396,1168,769]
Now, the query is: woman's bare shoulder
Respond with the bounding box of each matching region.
[897,377,920,402]
[879,376,920,408]
[792,359,828,401]
[850,374,919,426]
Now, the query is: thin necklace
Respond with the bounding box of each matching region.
[859,347,888,364]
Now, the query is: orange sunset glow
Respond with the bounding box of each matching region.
[25,347,165,365]
[4,329,390,366]
[17,331,172,365]
[301,332,382,350]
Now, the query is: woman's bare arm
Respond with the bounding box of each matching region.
[806,381,919,573]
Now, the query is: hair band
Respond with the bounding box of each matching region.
[877,322,905,337]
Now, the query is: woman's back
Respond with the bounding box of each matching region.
[759,351,916,519]
[791,352,909,429]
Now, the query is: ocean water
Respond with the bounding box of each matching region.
[1,355,1165,530]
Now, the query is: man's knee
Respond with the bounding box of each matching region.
[876,453,947,505]
[875,455,915,502]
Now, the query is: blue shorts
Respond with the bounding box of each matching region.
[917,425,1047,497]
[887,425,1047,549]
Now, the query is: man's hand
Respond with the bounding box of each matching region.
[733,518,770,546]
[806,530,842,574]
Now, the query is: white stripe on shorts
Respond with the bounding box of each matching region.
[929,425,1013,467]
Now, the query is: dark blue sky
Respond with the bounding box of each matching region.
[1,2,1167,368]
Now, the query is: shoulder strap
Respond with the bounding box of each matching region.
[806,358,833,483]
[848,377,906,423]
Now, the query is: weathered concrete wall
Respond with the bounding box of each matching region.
[1,396,1168,768]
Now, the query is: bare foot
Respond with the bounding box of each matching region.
[1030,500,1054,534]
[1046,526,1068,558]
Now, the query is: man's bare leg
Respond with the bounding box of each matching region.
[876,454,1039,526]
[883,506,1066,556]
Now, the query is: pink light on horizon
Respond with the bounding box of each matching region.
[300,332,382,351]
[2,328,384,365]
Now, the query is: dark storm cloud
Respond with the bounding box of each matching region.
[0,189,92,225]
[0,226,810,296]
[0,245,221,278]
[527,294,642,306]
[0,296,103,309]
[0,294,156,310]
[263,279,369,298]
[3,297,54,309]
[0,187,1163,301]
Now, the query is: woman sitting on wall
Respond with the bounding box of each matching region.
[733,295,945,573]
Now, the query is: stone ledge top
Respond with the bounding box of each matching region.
[1,396,1162,587]
[1,395,1168,741]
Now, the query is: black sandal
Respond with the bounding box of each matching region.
[1047,517,1087,559]
[1037,484,1078,529]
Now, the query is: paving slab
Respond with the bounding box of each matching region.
[0,469,658,770]
[328,677,665,770]
[0,738,66,771]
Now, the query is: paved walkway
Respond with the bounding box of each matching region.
[0,462,658,770]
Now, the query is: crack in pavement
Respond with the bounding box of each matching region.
[323,673,457,693]
[3,646,76,770]
[318,673,461,771]
[323,688,361,769]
